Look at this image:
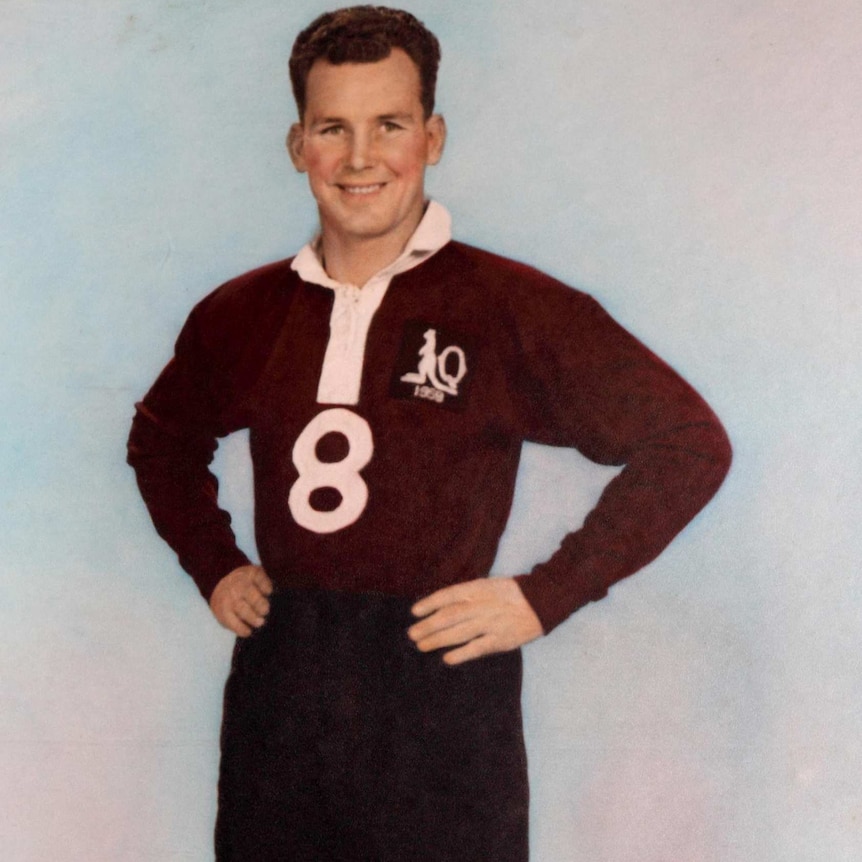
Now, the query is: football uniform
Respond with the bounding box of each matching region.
[127,203,730,630]
[127,203,731,860]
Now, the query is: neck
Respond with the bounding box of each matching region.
[319,214,423,287]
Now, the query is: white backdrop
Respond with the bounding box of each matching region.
[2,1,861,859]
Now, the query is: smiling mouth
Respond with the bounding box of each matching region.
[339,183,385,196]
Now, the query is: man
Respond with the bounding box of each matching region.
[128,6,731,861]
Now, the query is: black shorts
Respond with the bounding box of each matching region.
[215,587,529,861]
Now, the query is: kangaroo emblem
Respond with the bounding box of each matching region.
[400,328,467,396]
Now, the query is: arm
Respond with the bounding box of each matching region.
[127,302,254,605]
[410,286,731,661]
[511,293,732,633]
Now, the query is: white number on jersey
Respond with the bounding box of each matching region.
[288,408,373,534]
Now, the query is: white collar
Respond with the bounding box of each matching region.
[290,200,452,289]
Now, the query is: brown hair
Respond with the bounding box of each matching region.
[289,6,441,118]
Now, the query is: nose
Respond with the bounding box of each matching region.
[346,130,375,171]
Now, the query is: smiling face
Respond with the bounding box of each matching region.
[288,48,445,262]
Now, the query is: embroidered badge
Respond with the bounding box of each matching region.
[390,321,474,410]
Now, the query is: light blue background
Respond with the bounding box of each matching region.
[2,1,861,859]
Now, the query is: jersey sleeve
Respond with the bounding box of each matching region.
[127,301,252,601]
[509,287,732,633]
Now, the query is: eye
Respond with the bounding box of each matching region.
[381,120,403,132]
[319,124,343,136]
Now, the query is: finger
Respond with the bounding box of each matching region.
[408,603,475,642]
[223,609,254,638]
[252,568,274,594]
[414,620,484,653]
[442,635,496,666]
[412,583,475,617]
[235,597,268,629]
[244,589,271,617]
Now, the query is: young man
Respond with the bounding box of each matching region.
[128,7,731,861]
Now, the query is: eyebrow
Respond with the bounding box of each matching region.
[310,112,417,127]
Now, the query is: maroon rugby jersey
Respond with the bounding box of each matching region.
[127,241,731,632]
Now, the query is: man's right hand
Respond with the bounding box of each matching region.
[209,564,273,637]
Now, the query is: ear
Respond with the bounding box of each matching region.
[287,123,307,172]
[424,114,446,166]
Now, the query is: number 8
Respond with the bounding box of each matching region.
[288,408,374,534]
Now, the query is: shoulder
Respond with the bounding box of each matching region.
[185,258,300,334]
[428,242,647,367]
[193,258,298,319]
[176,258,300,358]
[434,241,602,325]
[440,241,592,300]
[440,240,551,278]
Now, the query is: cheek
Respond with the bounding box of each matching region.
[388,143,430,180]
[303,148,340,184]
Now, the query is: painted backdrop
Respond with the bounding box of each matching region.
[2,1,861,859]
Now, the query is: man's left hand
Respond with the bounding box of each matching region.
[408,577,544,665]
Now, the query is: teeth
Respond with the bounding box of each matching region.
[343,184,382,195]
